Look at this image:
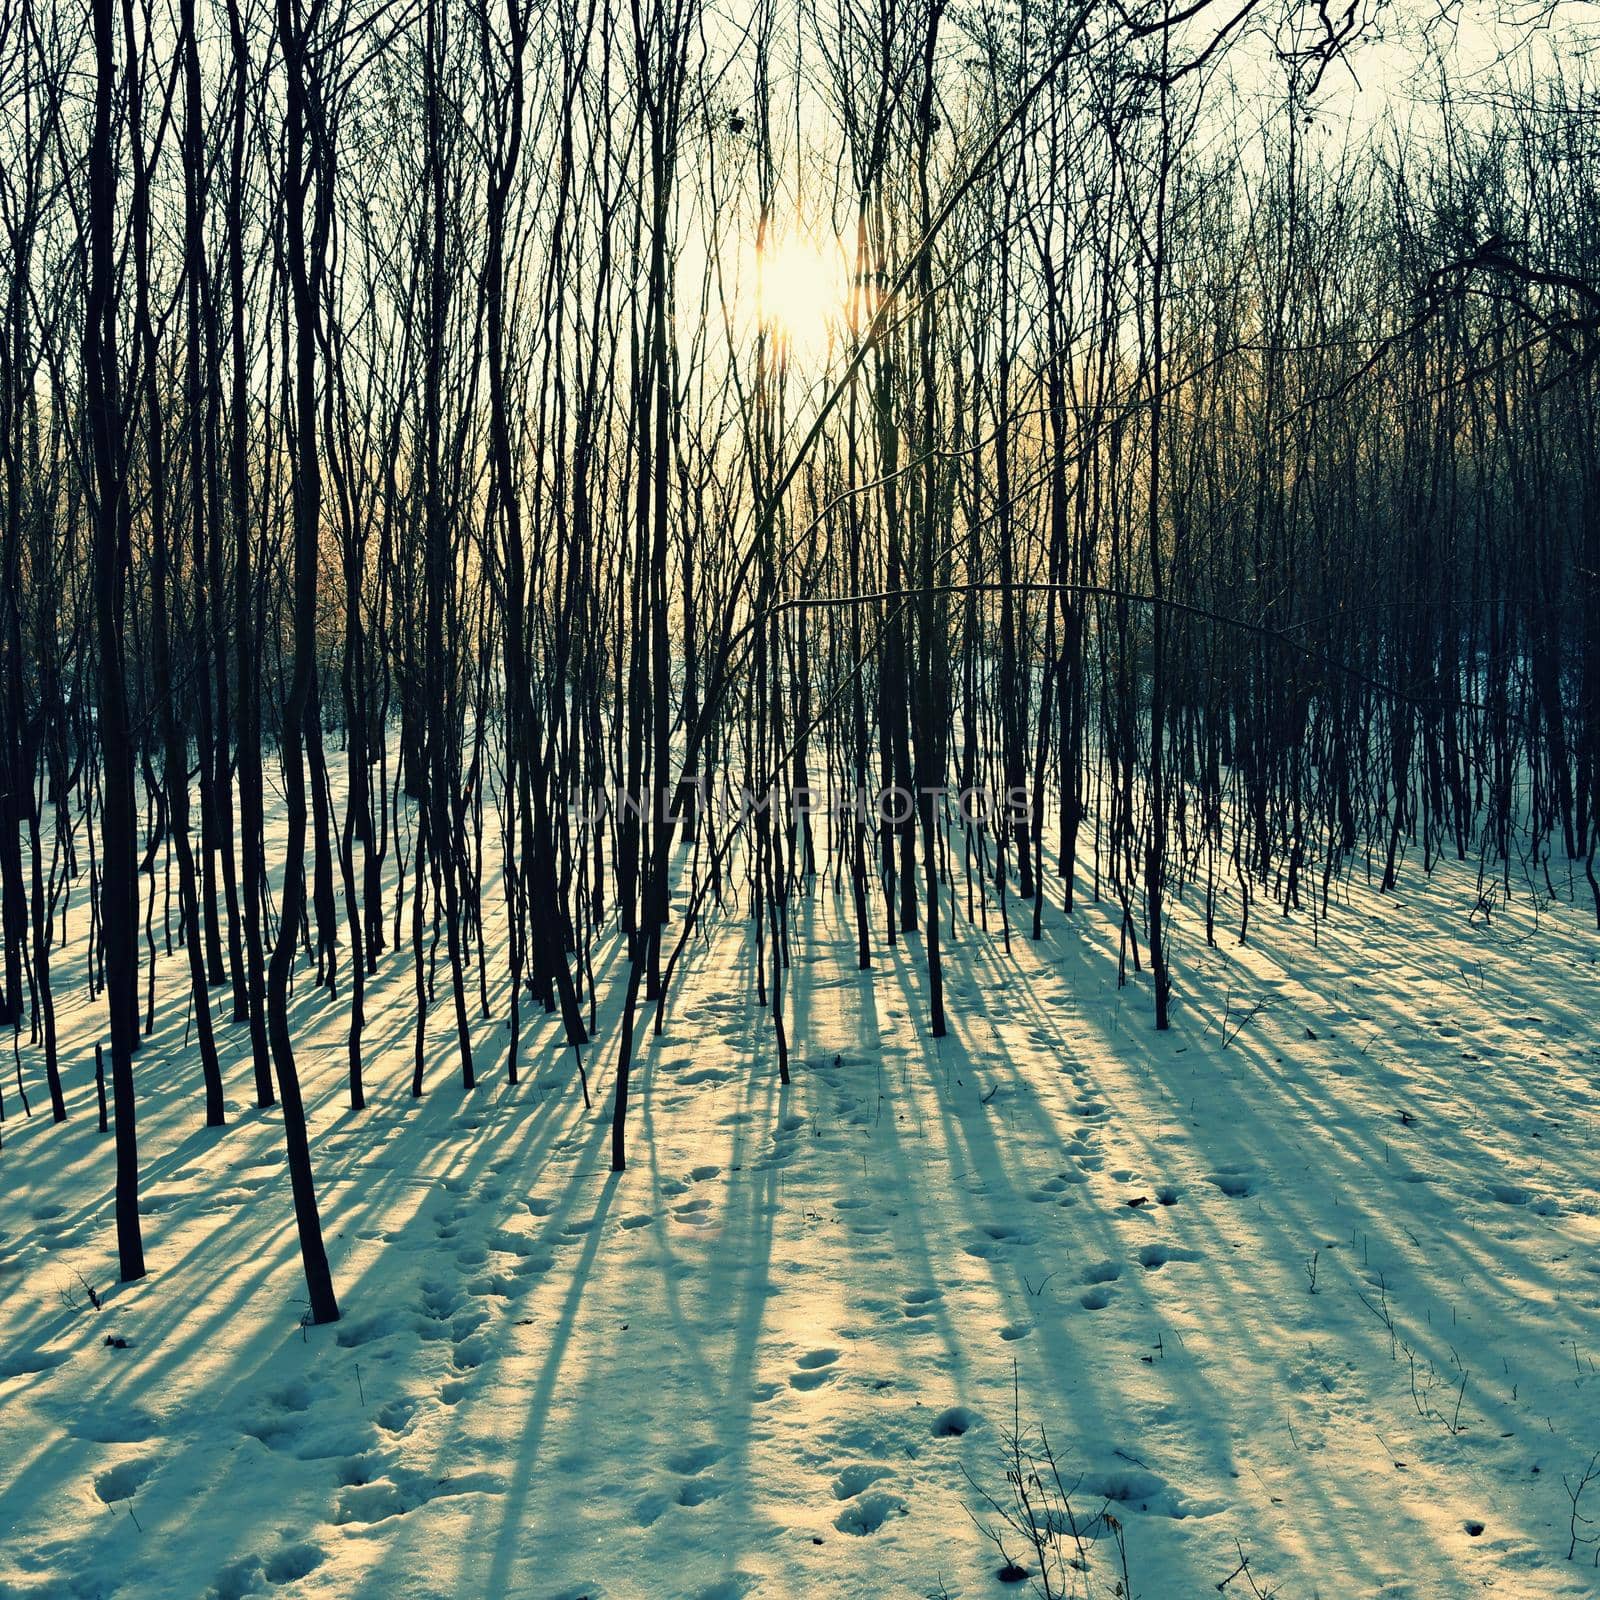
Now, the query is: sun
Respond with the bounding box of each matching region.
[752,233,847,368]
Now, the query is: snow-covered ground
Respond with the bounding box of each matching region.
[2,824,1598,1599]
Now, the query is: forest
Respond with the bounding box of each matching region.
[1,0,1598,1594]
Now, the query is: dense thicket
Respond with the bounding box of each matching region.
[1,0,1596,1315]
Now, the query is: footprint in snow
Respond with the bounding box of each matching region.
[452,1305,490,1340]
[210,1548,323,1599]
[666,1443,724,1475]
[695,1575,760,1600]
[67,1406,157,1443]
[831,1463,889,1499]
[334,1468,506,1525]
[1206,1169,1256,1198]
[790,1349,840,1390]
[263,1543,325,1585]
[679,1067,730,1087]
[676,1476,724,1506]
[374,1398,415,1434]
[833,1488,906,1534]
[489,1226,539,1257]
[964,1227,1029,1261]
[796,1347,841,1368]
[94,1457,157,1504]
[1138,1243,1198,1270]
[335,1451,391,1487]
[930,1405,979,1437]
[0,1348,71,1380]
[419,1279,461,1321]
[336,1313,407,1349]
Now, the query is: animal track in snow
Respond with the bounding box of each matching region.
[262,1543,324,1584]
[675,1476,724,1506]
[931,1405,979,1437]
[419,1279,462,1321]
[265,1380,315,1412]
[633,1490,671,1527]
[452,1305,490,1340]
[1029,1172,1086,1203]
[841,1202,888,1235]
[1077,1465,1220,1520]
[489,1227,539,1257]
[832,1488,905,1534]
[790,1348,840,1390]
[666,1443,723,1475]
[1206,1168,1257,1198]
[452,1333,491,1370]
[68,1406,156,1443]
[210,1548,324,1599]
[0,1347,70,1379]
[94,1456,156,1503]
[830,1463,888,1499]
[242,1410,373,1461]
[334,1468,504,1525]
[336,1451,392,1487]
[678,1067,730,1087]
[695,1574,760,1600]
[374,1398,416,1434]
[965,1225,1030,1260]
[1138,1243,1198,1270]
[336,1313,409,1349]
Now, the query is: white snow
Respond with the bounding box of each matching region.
[2,825,1599,1598]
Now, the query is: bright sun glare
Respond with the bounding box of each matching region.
[752,234,848,367]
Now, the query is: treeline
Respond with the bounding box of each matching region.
[0,0,1596,1317]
